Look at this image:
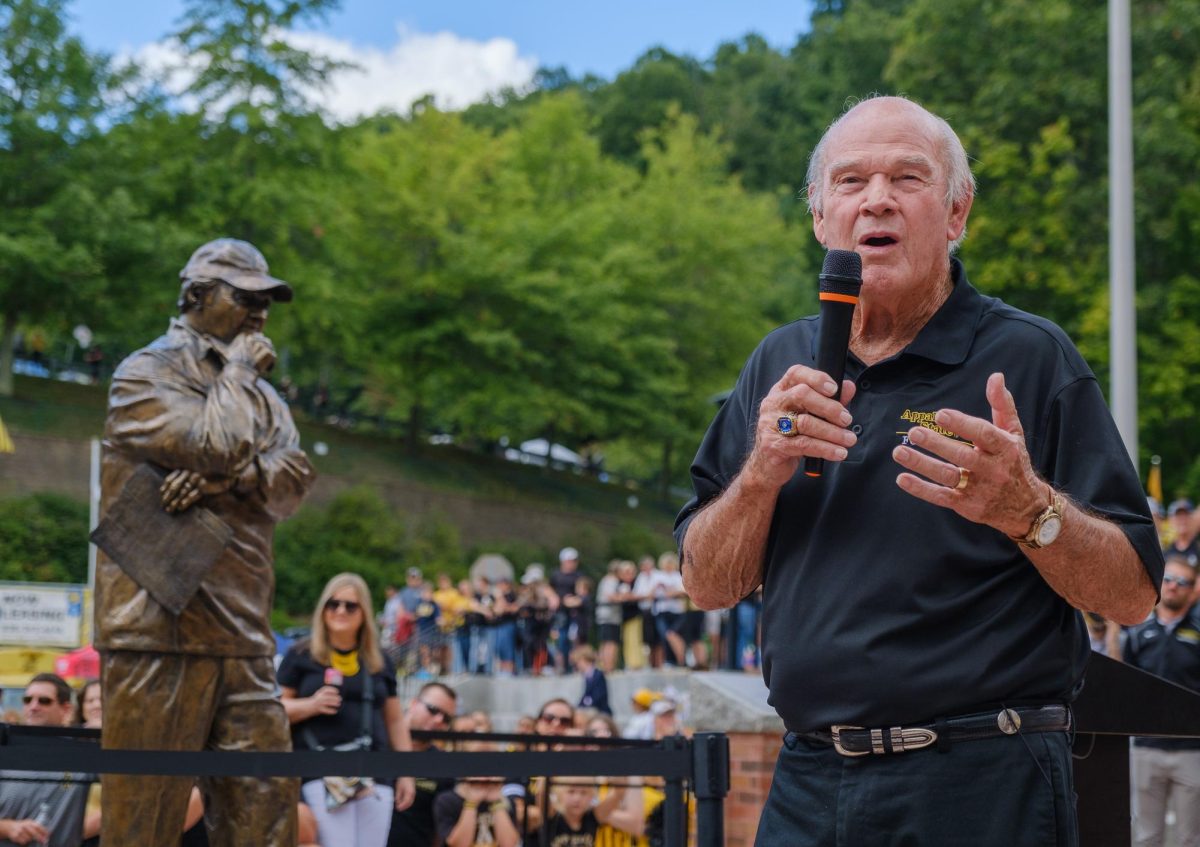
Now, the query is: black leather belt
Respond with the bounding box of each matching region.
[799,705,1071,757]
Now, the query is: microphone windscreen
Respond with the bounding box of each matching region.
[821,248,862,279]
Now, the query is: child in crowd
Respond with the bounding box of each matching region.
[545,777,626,847]
[572,644,610,715]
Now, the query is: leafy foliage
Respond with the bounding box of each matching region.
[0,493,88,583]
[6,0,1200,499]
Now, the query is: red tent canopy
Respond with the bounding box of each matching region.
[54,645,99,682]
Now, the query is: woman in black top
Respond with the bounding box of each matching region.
[279,572,416,846]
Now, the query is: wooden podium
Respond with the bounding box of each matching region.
[1072,652,1200,845]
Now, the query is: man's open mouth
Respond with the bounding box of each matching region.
[863,236,897,247]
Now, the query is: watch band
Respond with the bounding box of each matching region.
[1012,484,1063,549]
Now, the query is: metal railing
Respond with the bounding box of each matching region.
[0,723,729,846]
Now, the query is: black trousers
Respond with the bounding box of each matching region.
[755,730,1078,846]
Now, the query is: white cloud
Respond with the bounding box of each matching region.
[291,26,539,120]
[120,24,539,122]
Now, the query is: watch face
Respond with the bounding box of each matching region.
[1038,515,1063,547]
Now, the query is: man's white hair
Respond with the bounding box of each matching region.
[804,95,976,253]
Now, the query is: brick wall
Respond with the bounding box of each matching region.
[0,434,90,501]
[725,730,781,846]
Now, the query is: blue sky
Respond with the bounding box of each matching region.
[67,1,815,120]
[71,1,813,86]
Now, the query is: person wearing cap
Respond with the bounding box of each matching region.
[550,547,583,674]
[95,237,314,845]
[401,567,426,613]
[623,689,661,740]
[677,97,1162,845]
[1123,554,1200,846]
[516,565,559,674]
[1164,498,1199,566]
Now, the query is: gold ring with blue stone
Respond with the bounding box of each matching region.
[776,412,800,437]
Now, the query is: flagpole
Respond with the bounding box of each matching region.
[1109,0,1138,467]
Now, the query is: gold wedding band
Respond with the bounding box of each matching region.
[955,467,970,491]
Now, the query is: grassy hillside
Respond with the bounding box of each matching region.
[0,375,681,521]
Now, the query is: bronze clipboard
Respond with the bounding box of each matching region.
[90,463,233,615]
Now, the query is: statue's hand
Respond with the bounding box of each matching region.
[160,469,235,513]
[227,332,276,376]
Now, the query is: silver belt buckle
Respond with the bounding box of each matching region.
[829,725,869,757]
[830,724,938,757]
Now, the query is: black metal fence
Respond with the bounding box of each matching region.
[0,723,730,846]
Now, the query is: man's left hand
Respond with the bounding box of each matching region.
[891,372,1047,538]
[160,469,235,513]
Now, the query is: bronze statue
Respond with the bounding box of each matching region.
[93,238,315,845]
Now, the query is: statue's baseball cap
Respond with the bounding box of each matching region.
[180,238,293,302]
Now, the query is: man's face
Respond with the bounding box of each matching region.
[188,281,272,343]
[407,687,456,732]
[561,557,578,572]
[811,100,971,304]
[1170,510,1192,537]
[1161,563,1196,613]
[22,681,68,727]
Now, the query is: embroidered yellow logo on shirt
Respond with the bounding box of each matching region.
[1175,628,1200,644]
[895,409,974,445]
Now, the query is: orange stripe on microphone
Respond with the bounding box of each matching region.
[819,292,859,304]
[804,471,821,478]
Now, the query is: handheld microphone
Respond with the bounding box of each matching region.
[804,249,862,479]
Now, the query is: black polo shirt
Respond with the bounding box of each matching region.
[676,260,1163,731]
[1123,605,1200,750]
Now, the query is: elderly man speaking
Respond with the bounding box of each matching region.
[677,96,1163,846]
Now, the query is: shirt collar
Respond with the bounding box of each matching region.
[900,258,987,366]
[811,258,986,367]
[168,317,232,364]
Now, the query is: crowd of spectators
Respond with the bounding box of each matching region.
[380,547,764,680]
[0,672,689,847]
[0,562,695,846]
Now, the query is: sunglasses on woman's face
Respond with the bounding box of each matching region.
[539,712,573,727]
[324,598,361,614]
[420,699,453,723]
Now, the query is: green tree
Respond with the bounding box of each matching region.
[0,493,88,583]
[602,109,793,494]
[274,486,406,615]
[591,48,710,164]
[0,0,119,395]
[172,0,345,118]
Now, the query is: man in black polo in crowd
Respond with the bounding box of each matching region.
[387,681,458,847]
[1163,498,1199,566]
[1123,554,1200,847]
[677,95,1162,846]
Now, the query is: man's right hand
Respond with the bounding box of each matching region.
[310,685,342,716]
[227,332,276,376]
[741,366,858,492]
[0,819,51,844]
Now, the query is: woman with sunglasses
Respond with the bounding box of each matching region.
[279,573,416,845]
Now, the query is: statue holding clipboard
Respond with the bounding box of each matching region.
[92,238,314,845]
